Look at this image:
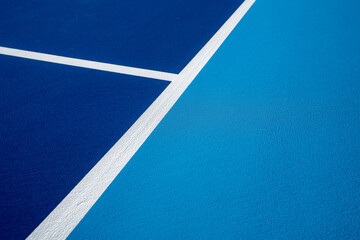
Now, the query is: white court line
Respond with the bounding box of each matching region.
[27,0,255,239]
[0,46,176,82]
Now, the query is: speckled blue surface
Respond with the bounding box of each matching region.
[0,55,169,239]
[0,0,244,73]
[69,0,360,239]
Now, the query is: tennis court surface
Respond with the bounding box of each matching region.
[1,0,360,239]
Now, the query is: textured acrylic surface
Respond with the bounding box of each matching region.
[0,55,169,239]
[70,0,360,239]
[0,0,244,73]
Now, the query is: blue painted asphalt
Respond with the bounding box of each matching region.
[0,55,169,239]
[69,0,360,239]
[0,0,244,73]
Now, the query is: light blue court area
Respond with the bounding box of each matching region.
[1,0,254,239]
[70,0,360,239]
[0,0,244,73]
[0,55,169,239]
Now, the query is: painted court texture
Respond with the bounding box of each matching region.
[1,0,360,239]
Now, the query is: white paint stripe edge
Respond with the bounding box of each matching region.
[0,46,176,82]
[27,0,255,239]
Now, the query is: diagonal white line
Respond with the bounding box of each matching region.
[0,46,176,82]
[27,0,255,239]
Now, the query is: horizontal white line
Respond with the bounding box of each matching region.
[0,46,176,82]
[27,0,255,239]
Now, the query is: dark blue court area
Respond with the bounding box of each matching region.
[0,55,169,239]
[0,0,244,73]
